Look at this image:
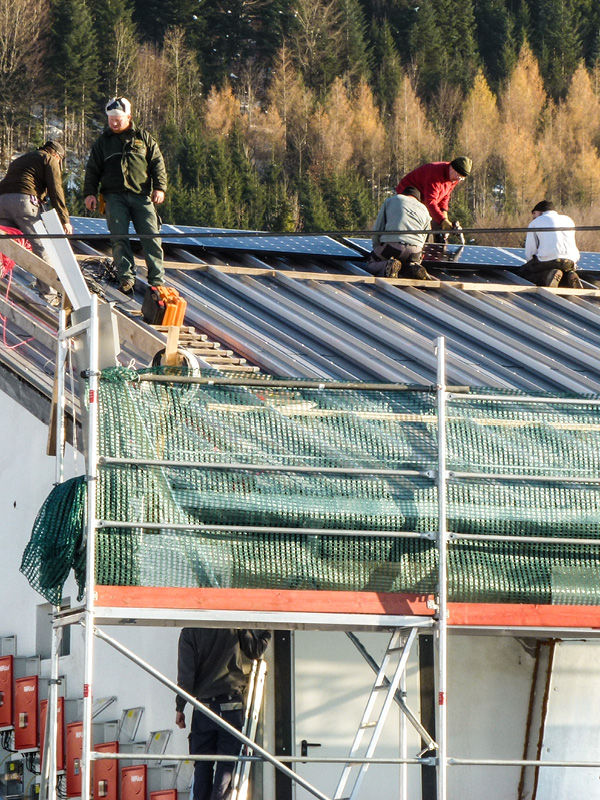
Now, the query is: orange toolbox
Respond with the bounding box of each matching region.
[160,287,187,327]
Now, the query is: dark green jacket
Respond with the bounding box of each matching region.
[0,149,70,225]
[83,122,167,197]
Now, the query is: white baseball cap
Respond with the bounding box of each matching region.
[105,97,131,117]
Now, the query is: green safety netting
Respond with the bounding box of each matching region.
[21,367,600,606]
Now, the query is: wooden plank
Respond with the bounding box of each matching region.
[94,586,600,629]
[46,296,72,457]
[113,308,165,361]
[0,238,63,292]
[95,586,434,616]
[164,326,180,366]
[74,249,600,293]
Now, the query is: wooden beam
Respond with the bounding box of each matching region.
[164,325,181,366]
[0,238,63,292]
[94,586,600,629]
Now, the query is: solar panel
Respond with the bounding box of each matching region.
[72,217,110,235]
[161,223,359,257]
[71,218,360,258]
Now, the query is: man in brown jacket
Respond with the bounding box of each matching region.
[0,141,72,304]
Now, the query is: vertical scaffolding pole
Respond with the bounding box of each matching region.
[81,295,100,800]
[435,337,448,800]
[54,306,68,486]
[400,670,408,800]
[42,307,69,800]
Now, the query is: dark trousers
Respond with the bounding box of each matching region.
[104,191,164,286]
[520,256,575,286]
[190,698,244,800]
[366,242,423,276]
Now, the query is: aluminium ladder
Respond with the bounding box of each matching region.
[333,627,418,800]
[230,658,268,800]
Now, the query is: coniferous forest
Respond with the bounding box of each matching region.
[6,0,600,246]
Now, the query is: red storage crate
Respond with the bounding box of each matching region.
[66,721,83,797]
[94,740,119,800]
[40,697,65,771]
[0,655,13,728]
[150,792,177,800]
[121,765,147,800]
[14,676,38,750]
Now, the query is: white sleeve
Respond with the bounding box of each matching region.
[524,228,538,260]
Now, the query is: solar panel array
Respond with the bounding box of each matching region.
[71,218,360,258]
[71,217,600,270]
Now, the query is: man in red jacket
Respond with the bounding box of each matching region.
[396,156,472,237]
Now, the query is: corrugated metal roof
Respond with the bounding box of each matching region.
[3,218,600,404]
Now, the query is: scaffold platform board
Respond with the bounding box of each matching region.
[83,587,600,636]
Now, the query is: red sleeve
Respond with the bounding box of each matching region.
[396,163,456,224]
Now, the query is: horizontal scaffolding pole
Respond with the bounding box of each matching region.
[132,374,467,391]
[90,751,430,765]
[98,456,429,478]
[447,758,600,767]
[95,520,436,539]
[448,532,600,546]
[449,470,600,485]
[95,520,600,546]
[449,393,600,405]
[5,223,600,239]
[98,458,600,485]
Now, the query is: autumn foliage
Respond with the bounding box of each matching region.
[4,0,600,245]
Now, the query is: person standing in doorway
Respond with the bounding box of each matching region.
[176,627,271,800]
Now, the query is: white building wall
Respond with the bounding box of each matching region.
[3,388,600,800]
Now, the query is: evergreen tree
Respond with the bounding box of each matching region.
[320,171,374,229]
[198,0,292,89]
[130,0,205,50]
[473,0,517,89]
[338,0,371,85]
[289,0,344,94]
[437,0,480,93]
[409,0,445,99]
[263,163,297,231]
[299,176,334,230]
[530,0,582,99]
[372,21,403,114]
[48,0,99,112]
[88,0,139,99]
[360,0,419,50]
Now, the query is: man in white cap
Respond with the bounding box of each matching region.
[83,97,167,293]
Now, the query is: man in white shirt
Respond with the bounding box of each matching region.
[521,200,583,288]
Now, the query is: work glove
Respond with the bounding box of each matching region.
[440,218,453,231]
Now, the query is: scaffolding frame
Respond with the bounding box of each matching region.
[41,303,600,800]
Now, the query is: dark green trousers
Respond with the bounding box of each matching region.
[104,192,164,286]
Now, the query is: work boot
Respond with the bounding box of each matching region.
[385,259,402,279]
[118,277,135,294]
[565,271,584,289]
[406,262,434,280]
[541,268,562,288]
